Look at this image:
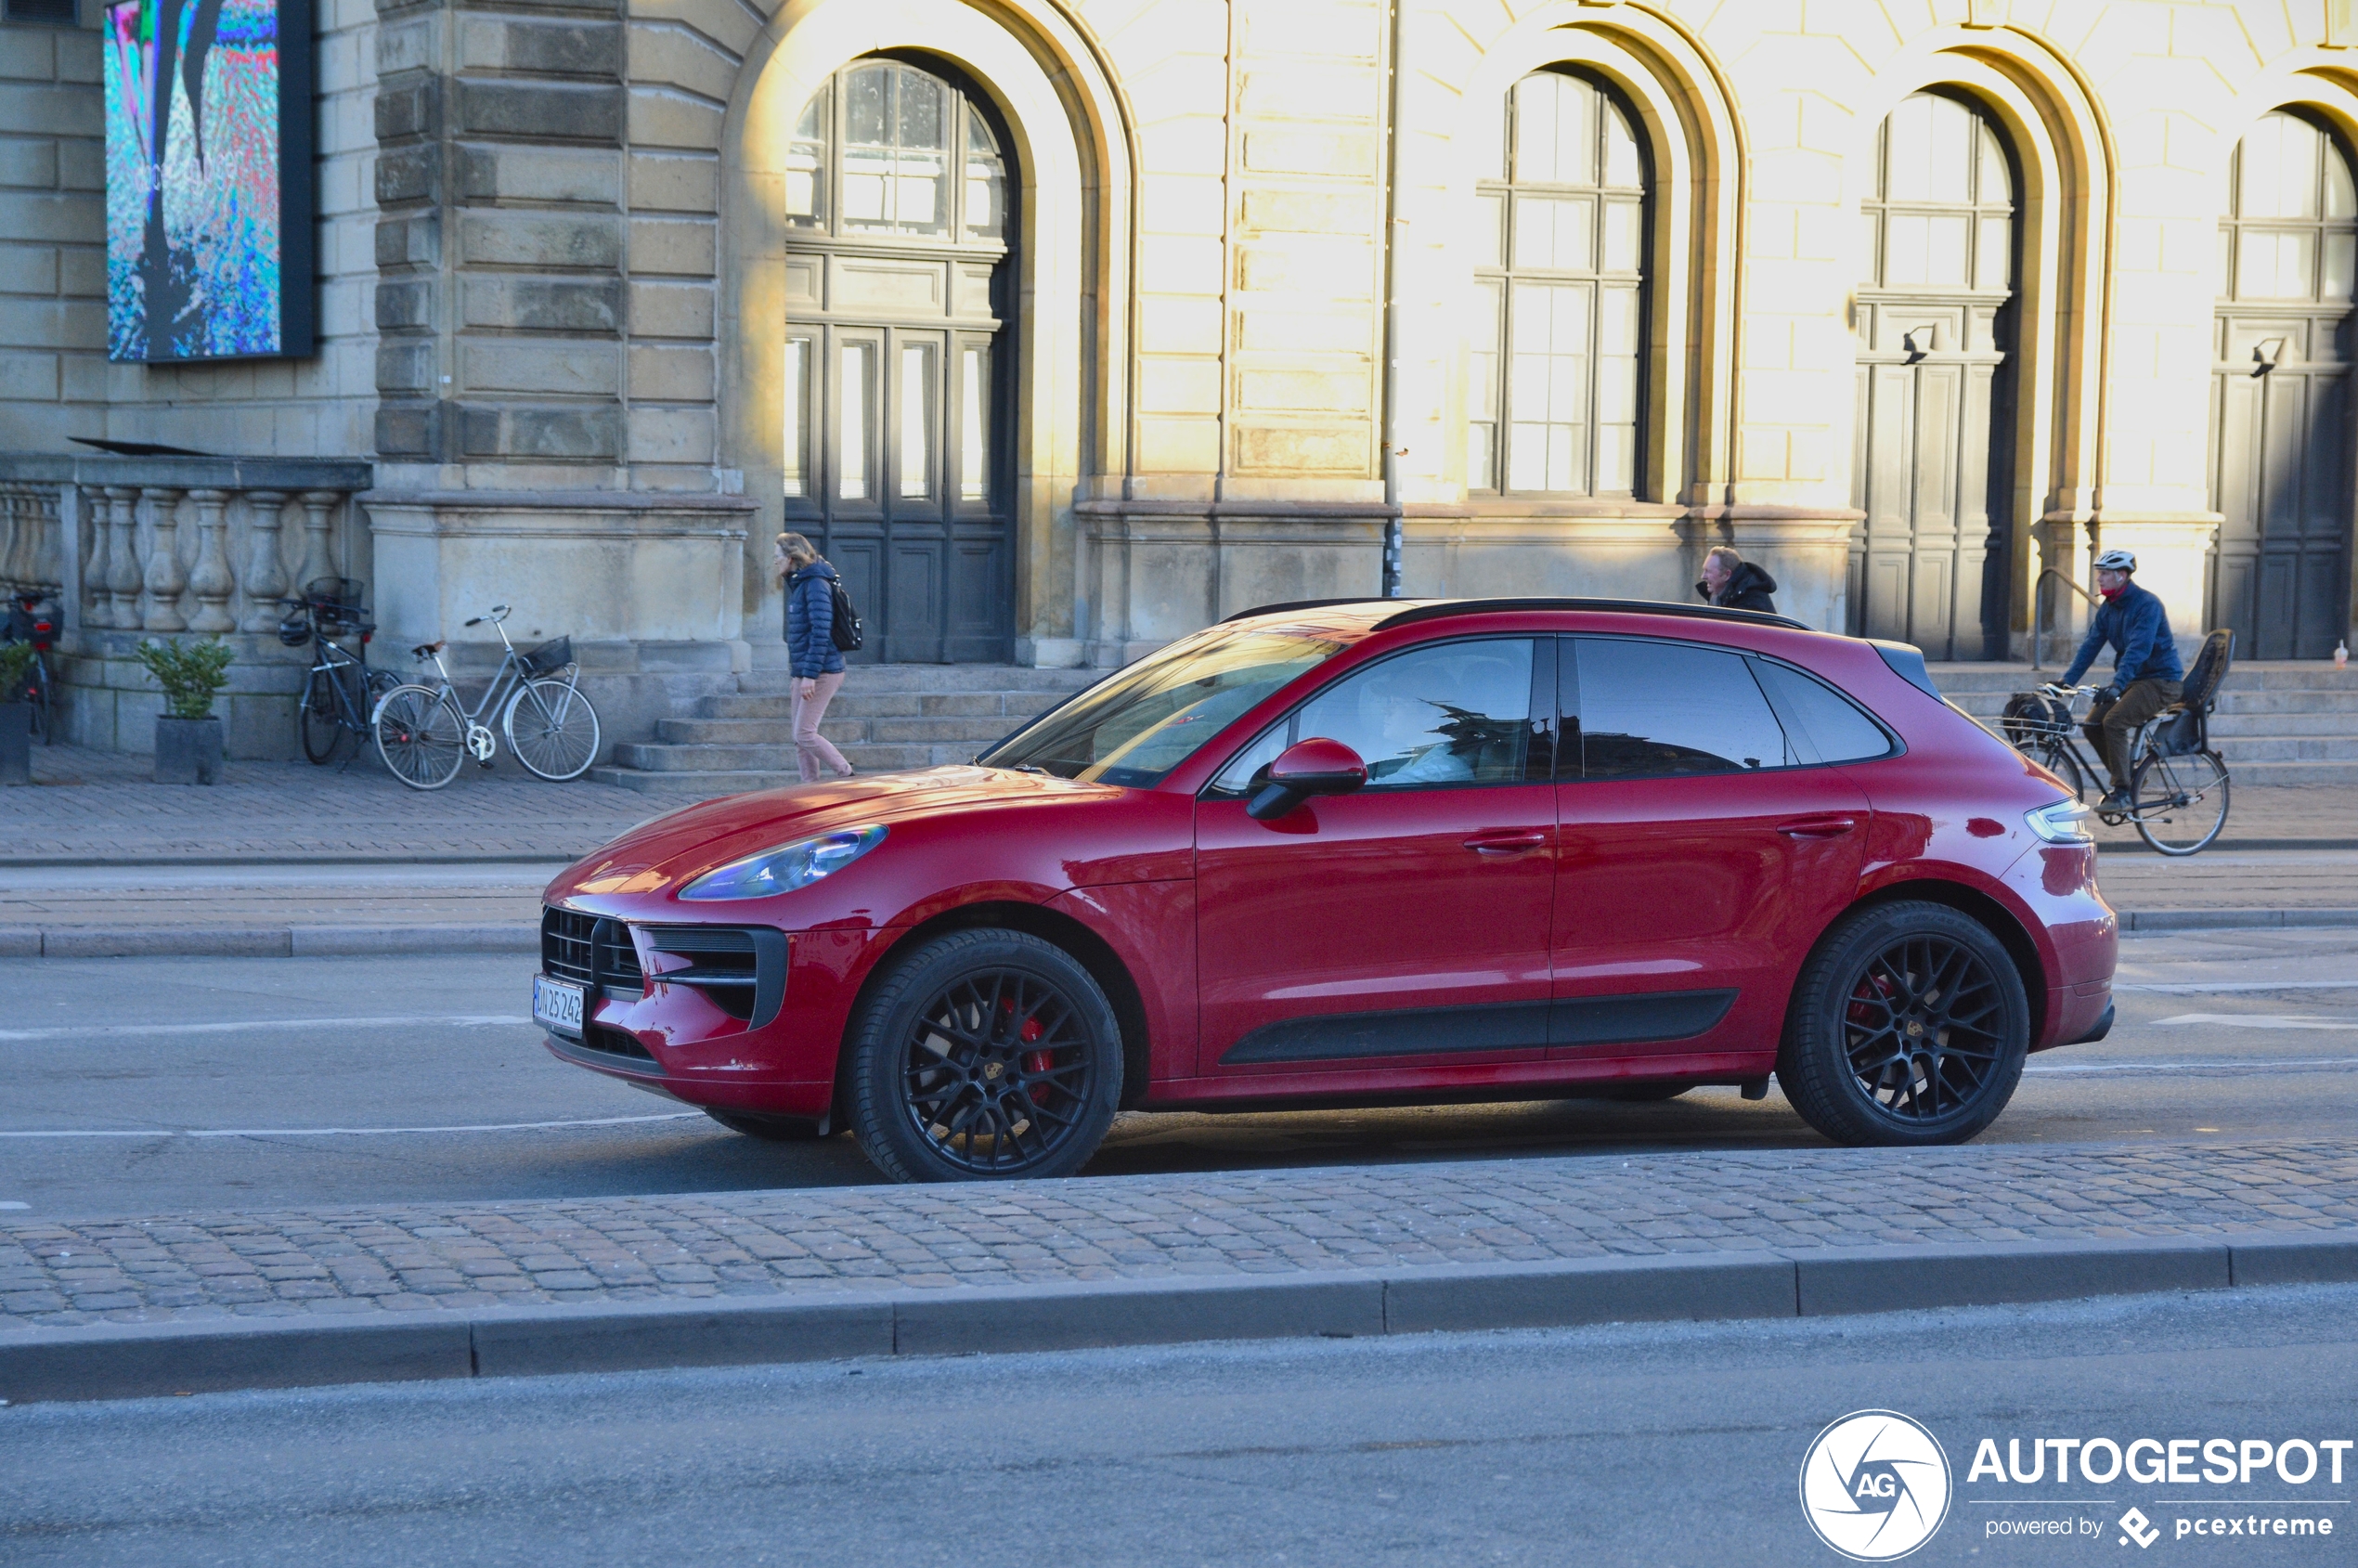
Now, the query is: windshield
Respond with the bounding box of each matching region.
[978,628,1345,787]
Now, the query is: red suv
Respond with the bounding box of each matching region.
[537,599,2114,1182]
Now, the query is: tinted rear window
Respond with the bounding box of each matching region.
[1572,638,1799,778]
[1752,660,1897,763]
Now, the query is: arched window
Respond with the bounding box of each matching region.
[781,58,1016,663]
[2209,110,2358,659]
[1469,68,1650,498]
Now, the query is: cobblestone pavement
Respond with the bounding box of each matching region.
[2,1140,2351,1330]
[2095,849,2358,914]
[2,745,655,862]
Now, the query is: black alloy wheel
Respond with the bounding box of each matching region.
[1778,901,2029,1147]
[847,929,1122,1183]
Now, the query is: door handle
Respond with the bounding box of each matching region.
[1778,816,1859,840]
[1464,830,1549,855]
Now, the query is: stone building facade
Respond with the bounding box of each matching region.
[5,0,2358,754]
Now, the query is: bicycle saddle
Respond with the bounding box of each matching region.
[411,640,445,657]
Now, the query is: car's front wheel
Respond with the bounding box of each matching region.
[1777,901,2029,1147]
[847,928,1123,1183]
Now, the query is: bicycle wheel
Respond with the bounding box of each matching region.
[374,684,467,790]
[300,667,346,764]
[2131,747,2229,856]
[2033,739,2086,802]
[503,677,602,781]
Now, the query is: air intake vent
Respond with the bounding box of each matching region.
[642,926,787,1027]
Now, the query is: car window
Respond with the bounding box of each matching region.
[1571,637,1799,778]
[1209,638,1538,794]
[1750,659,1896,763]
[978,628,1344,787]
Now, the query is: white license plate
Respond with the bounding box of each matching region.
[533,975,585,1039]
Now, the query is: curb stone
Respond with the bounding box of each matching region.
[3,1234,2355,1406]
[2118,908,2358,932]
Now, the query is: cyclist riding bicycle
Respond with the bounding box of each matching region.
[2054,548,2183,813]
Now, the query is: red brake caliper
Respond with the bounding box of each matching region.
[1020,1016,1051,1104]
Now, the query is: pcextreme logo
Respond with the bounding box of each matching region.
[1800,1409,1955,1562]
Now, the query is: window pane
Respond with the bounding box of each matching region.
[842,61,948,237]
[846,62,888,144]
[2331,143,2357,218]
[1574,638,1796,778]
[1601,198,1641,271]
[1603,101,1642,189]
[1976,215,2011,289]
[1515,194,1594,270]
[965,110,1005,240]
[2238,230,2313,298]
[898,343,934,499]
[1515,73,1575,184]
[1922,214,1971,286]
[1884,214,1928,286]
[898,68,945,149]
[1293,640,1535,789]
[839,342,872,500]
[786,87,827,227]
[959,345,988,501]
[2329,231,2357,301]
[783,337,810,497]
[1752,660,1893,764]
[2244,114,2321,219]
[1472,192,1504,268]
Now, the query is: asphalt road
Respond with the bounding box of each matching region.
[4,925,2357,1216]
[3,1283,2352,1565]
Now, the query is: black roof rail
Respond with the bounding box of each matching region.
[1373,596,1808,632]
[1217,597,1391,623]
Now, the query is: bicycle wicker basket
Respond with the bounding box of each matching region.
[304,577,368,632]
[520,636,574,677]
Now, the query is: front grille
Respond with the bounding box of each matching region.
[582,1024,655,1061]
[540,907,643,992]
[541,908,785,1030]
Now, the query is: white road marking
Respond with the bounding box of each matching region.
[0,1201,26,1210]
[0,1014,535,1042]
[2118,979,2358,993]
[0,1113,705,1139]
[2149,1014,2358,1030]
[2027,1056,2358,1075]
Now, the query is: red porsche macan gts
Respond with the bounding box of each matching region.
[536,598,2116,1183]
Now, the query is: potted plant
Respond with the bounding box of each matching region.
[0,641,32,787]
[136,637,235,785]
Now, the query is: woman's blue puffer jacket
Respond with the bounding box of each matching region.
[785,562,846,678]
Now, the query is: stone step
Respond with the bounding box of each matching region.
[1929,663,2358,693]
[733,666,1100,695]
[1947,696,2358,733]
[2218,759,2358,786]
[696,690,1070,722]
[587,756,967,795]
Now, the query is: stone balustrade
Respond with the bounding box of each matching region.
[0,455,373,756]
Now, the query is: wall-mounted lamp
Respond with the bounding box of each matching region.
[2252,337,2287,375]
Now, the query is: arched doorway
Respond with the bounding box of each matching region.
[781,56,1015,663]
[1849,90,2020,661]
[2209,109,2357,660]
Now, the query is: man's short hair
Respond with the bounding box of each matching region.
[1704,545,1743,571]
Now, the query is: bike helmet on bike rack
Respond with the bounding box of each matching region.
[277,613,313,647]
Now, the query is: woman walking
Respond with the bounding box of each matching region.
[775,532,855,783]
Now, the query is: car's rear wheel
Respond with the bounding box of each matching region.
[1777,901,2028,1147]
[847,929,1123,1183]
[703,1108,831,1141]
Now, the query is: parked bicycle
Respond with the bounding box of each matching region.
[2,589,58,745]
[373,603,602,789]
[279,577,395,765]
[2001,628,2235,856]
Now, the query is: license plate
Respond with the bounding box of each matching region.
[533,975,585,1039]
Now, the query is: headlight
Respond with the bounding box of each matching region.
[678,825,887,901]
[2026,798,2092,845]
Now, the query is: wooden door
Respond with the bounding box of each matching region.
[1849,91,2018,661]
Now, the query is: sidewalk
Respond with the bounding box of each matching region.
[5,1139,2352,1330]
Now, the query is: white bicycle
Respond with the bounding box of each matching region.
[372,604,602,789]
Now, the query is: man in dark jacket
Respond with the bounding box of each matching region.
[2058,548,2184,810]
[1696,547,1779,616]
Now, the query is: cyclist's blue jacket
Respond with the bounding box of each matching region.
[2060,579,2183,693]
[784,562,845,679]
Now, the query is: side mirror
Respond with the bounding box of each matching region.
[1247,737,1367,821]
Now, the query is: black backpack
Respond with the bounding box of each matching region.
[826,577,863,653]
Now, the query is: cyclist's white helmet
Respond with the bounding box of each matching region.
[2093,549,2136,573]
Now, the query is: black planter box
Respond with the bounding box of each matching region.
[0,702,27,787]
[155,715,224,785]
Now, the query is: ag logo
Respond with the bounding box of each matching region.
[1799,1409,1953,1561]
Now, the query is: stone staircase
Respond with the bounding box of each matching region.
[589,664,1103,796]
[1929,661,2358,786]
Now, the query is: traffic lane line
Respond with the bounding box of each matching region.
[2149,1014,2358,1030]
[0,1113,706,1139]
[0,1015,536,1042]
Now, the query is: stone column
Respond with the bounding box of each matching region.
[0,490,25,586]
[295,490,343,598]
[103,486,141,631]
[140,486,188,633]
[185,488,238,633]
[80,486,110,628]
[239,490,291,632]
[32,486,64,592]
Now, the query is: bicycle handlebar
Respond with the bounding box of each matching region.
[461,604,512,628]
